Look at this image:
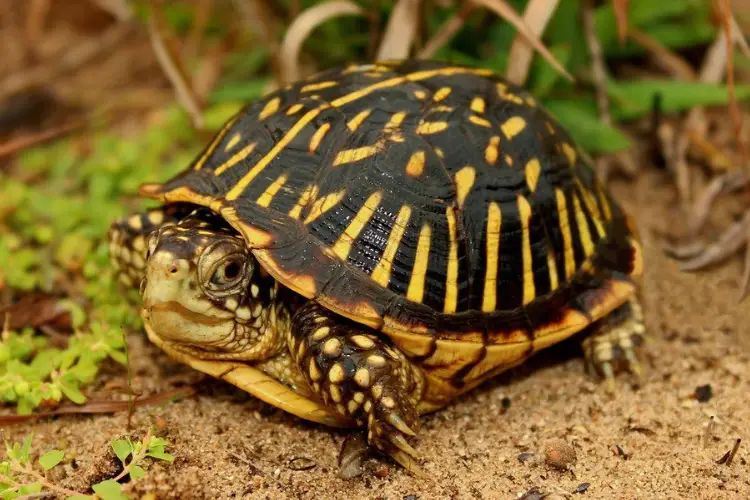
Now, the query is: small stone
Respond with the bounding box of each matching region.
[501,396,512,409]
[694,384,713,403]
[544,440,577,470]
[574,482,590,493]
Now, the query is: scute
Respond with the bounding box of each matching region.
[140,61,642,388]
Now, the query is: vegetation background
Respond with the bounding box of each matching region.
[0,0,749,498]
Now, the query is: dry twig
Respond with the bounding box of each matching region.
[418,4,475,59]
[148,0,204,130]
[629,28,696,81]
[376,0,421,61]
[505,0,559,86]
[471,0,573,83]
[0,121,82,160]
[279,0,365,84]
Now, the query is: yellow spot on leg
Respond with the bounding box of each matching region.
[329,363,345,383]
[309,358,322,381]
[482,202,502,312]
[406,223,432,303]
[518,196,535,305]
[354,368,371,387]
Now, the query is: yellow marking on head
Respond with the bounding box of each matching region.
[496,83,524,104]
[555,188,576,279]
[259,97,281,120]
[454,166,475,208]
[561,143,577,165]
[501,116,527,139]
[526,158,541,192]
[301,81,338,93]
[224,132,241,152]
[333,145,379,166]
[304,189,347,224]
[482,202,502,312]
[256,174,288,208]
[329,363,345,383]
[417,121,449,134]
[575,179,605,237]
[347,109,372,132]
[444,207,459,314]
[471,97,486,114]
[331,191,383,261]
[469,116,491,128]
[386,111,407,129]
[405,150,426,177]
[371,205,412,287]
[214,142,257,176]
[572,193,595,256]
[485,136,500,165]
[518,196,535,305]
[414,90,427,99]
[193,112,241,170]
[433,87,452,101]
[406,223,432,303]
[596,182,612,220]
[309,123,331,153]
[289,185,316,219]
[286,103,304,115]
[547,249,559,291]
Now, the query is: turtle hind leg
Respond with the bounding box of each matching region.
[582,298,646,393]
[107,205,188,290]
[289,301,426,474]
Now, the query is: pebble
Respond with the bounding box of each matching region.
[544,440,577,470]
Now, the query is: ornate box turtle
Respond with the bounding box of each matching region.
[109,60,645,473]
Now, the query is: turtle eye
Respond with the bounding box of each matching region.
[209,255,247,288]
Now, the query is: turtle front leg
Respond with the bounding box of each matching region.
[582,299,646,392]
[107,205,188,289]
[289,302,425,472]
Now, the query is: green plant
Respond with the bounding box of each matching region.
[0,430,174,500]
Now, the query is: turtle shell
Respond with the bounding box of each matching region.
[140,60,643,404]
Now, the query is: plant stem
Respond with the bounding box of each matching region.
[9,458,92,499]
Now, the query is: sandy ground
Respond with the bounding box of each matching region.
[7,168,750,499]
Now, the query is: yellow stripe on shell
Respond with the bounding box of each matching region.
[371,205,412,287]
[256,174,289,208]
[469,116,491,128]
[309,123,331,153]
[555,188,576,278]
[482,202,502,312]
[405,150,426,177]
[525,158,541,192]
[193,112,241,170]
[518,196,535,305]
[289,185,316,219]
[224,132,241,152]
[304,190,346,225]
[417,121,449,134]
[547,249,559,291]
[454,166,475,208]
[470,97,486,114]
[214,142,257,176]
[485,136,500,165]
[331,191,383,261]
[501,116,527,140]
[301,81,338,93]
[333,146,380,166]
[572,193,595,256]
[259,97,281,120]
[386,111,407,129]
[347,109,372,132]
[406,223,432,303]
[433,87,452,101]
[444,207,459,314]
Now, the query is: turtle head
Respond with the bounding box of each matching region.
[140,209,286,360]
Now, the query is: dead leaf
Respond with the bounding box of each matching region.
[376,0,421,61]
[505,0,560,86]
[0,293,71,331]
[472,0,573,84]
[279,0,365,84]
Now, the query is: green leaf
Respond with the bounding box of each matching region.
[146,450,175,463]
[19,434,33,463]
[111,440,133,463]
[209,79,270,104]
[530,44,572,98]
[91,480,127,500]
[39,449,65,470]
[129,465,145,480]
[543,99,632,154]
[608,80,750,120]
[59,380,86,404]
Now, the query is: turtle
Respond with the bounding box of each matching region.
[108,60,645,473]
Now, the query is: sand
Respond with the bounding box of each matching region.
[7,169,750,499]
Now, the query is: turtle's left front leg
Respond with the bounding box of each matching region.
[289,301,425,471]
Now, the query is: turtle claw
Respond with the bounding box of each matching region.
[583,300,646,392]
[388,413,417,436]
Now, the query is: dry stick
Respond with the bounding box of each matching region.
[278,1,365,85]
[418,4,475,59]
[726,439,742,466]
[91,0,134,21]
[0,121,83,160]
[629,28,696,81]
[505,0,560,86]
[376,0,421,61]
[720,0,748,164]
[471,0,573,82]
[0,22,135,102]
[148,1,204,130]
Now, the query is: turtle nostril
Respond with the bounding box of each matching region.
[168,265,179,275]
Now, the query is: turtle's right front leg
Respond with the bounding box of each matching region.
[107,205,188,289]
[289,301,425,473]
